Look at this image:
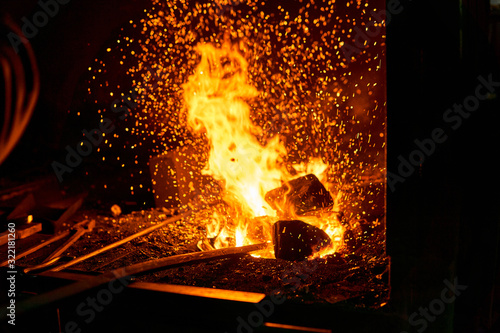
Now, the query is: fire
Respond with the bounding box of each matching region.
[184,42,286,219]
[183,41,343,258]
[85,0,387,262]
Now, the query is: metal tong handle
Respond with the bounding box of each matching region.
[42,219,95,263]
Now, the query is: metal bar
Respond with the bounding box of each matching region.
[0,230,70,267]
[129,282,266,303]
[112,242,269,278]
[23,256,66,274]
[36,270,266,303]
[263,322,332,333]
[0,222,41,246]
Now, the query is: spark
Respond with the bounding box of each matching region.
[85,0,386,239]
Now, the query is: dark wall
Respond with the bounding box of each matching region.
[387,0,500,332]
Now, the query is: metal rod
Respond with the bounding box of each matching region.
[114,241,269,278]
[0,230,70,267]
[23,256,64,274]
[51,211,192,272]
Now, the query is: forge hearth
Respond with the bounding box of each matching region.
[0,0,396,331]
[12,204,387,308]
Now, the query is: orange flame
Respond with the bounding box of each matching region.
[185,42,286,218]
[184,41,343,258]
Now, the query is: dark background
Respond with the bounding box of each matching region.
[1,0,500,332]
[0,0,156,206]
[387,0,500,332]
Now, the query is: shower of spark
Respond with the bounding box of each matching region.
[84,0,386,256]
